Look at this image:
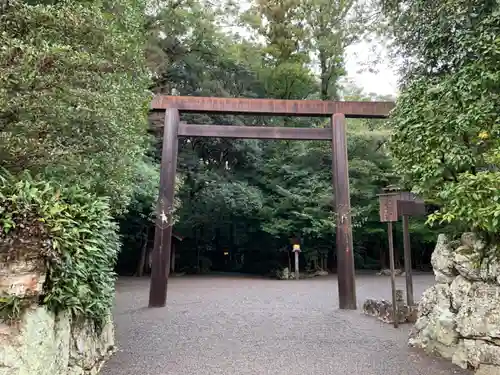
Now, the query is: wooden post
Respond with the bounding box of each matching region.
[292,244,301,280]
[148,109,179,308]
[402,215,414,306]
[136,227,149,277]
[388,222,398,328]
[331,113,356,310]
[171,241,176,273]
[294,251,299,280]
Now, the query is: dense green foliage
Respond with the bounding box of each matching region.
[384,0,500,240]
[0,0,151,214]
[117,0,437,277]
[0,0,151,322]
[0,171,119,325]
[0,0,445,288]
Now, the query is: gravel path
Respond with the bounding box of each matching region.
[101,274,470,375]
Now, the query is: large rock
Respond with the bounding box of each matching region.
[453,233,499,283]
[456,282,500,339]
[410,232,500,372]
[458,339,500,368]
[0,307,71,375]
[418,283,452,317]
[0,306,115,375]
[409,279,460,359]
[69,317,115,374]
[476,364,500,375]
[450,275,472,310]
[431,234,456,284]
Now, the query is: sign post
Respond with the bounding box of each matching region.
[397,198,426,307]
[292,244,301,280]
[378,188,426,327]
[378,190,400,328]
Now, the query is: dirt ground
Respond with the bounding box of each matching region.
[101,273,470,375]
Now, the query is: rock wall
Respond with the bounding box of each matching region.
[0,308,114,375]
[0,246,115,375]
[410,233,500,371]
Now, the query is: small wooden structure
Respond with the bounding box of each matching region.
[378,186,425,327]
[148,95,395,310]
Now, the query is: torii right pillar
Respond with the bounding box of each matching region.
[331,113,357,310]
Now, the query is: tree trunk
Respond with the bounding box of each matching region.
[171,242,176,273]
[136,226,149,277]
[320,51,329,101]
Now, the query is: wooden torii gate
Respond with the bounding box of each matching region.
[148,96,394,310]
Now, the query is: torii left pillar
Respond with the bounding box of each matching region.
[149,109,179,308]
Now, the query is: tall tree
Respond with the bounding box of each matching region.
[0,0,151,213]
[301,0,377,100]
[384,0,500,239]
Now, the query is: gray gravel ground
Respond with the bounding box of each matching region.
[101,273,471,375]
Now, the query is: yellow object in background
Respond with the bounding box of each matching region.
[478,130,489,140]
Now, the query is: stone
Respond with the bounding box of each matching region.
[453,233,500,283]
[376,268,404,276]
[462,232,478,249]
[454,245,481,281]
[0,258,46,297]
[456,282,500,339]
[435,270,456,284]
[463,339,500,368]
[450,275,472,310]
[434,309,458,346]
[476,364,500,375]
[395,289,404,303]
[409,232,500,372]
[69,317,115,373]
[417,283,452,317]
[0,306,71,375]
[431,234,456,283]
[452,339,469,369]
[313,270,328,277]
[0,306,115,375]
[363,297,416,324]
[406,306,419,324]
[276,268,290,280]
[409,280,459,360]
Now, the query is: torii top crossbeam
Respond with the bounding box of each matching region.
[151,95,394,118]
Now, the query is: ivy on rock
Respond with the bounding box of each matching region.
[0,171,119,327]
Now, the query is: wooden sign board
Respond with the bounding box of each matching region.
[378,191,425,222]
[397,200,426,217]
[398,191,424,203]
[378,193,400,222]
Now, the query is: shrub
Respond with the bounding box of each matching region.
[387,1,500,241]
[0,171,119,326]
[0,0,151,214]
